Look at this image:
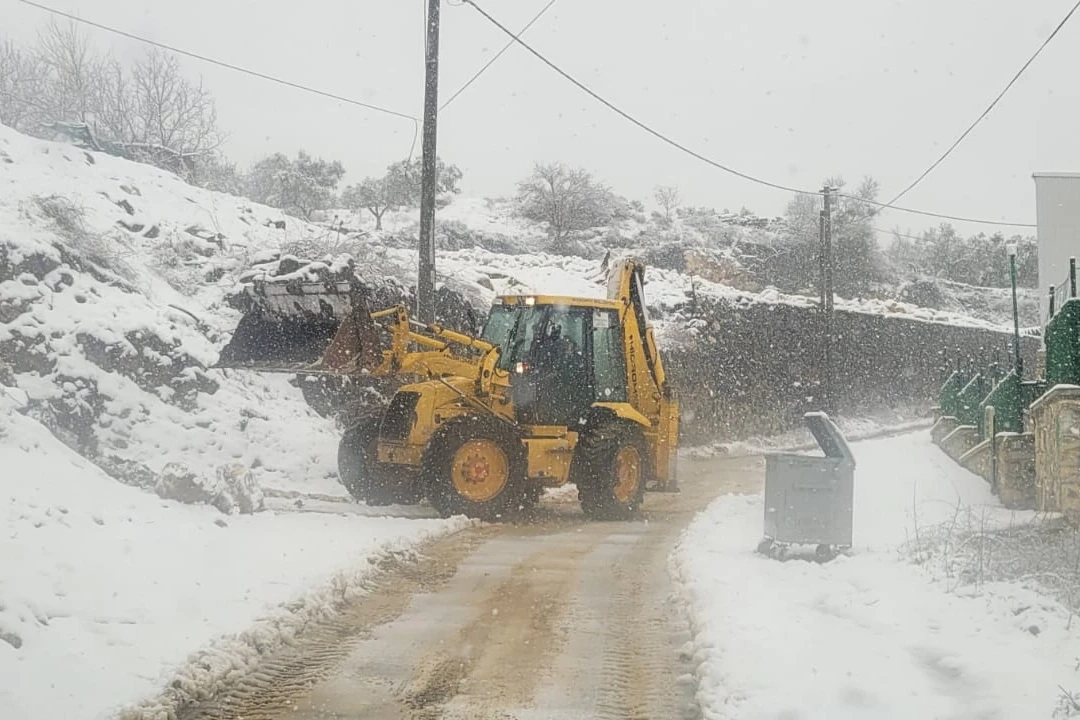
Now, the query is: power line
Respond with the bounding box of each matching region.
[872,224,1034,243]
[16,0,420,156]
[441,0,558,111]
[462,0,1036,229]
[851,195,1036,228]
[873,227,925,242]
[882,0,1080,209]
[461,0,812,195]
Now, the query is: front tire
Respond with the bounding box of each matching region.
[421,416,528,520]
[573,418,649,520]
[338,415,422,506]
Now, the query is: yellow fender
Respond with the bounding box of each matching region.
[591,402,652,429]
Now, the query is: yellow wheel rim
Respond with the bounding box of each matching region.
[613,445,642,504]
[451,439,509,503]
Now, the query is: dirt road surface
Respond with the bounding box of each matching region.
[178,454,763,720]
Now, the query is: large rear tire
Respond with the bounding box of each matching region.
[338,415,422,506]
[573,418,648,520]
[421,416,528,520]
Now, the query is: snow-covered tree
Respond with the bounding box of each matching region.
[247,151,345,220]
[768,176,884,296]
[341,157,462,229]
[34,20,100,126]
[192,151,245,196]
[516,162,618,249]
[0,38,47,131]
[341,176,401,230]
[887,226,1037,288]
[386,156,462,206]
[1,24,223,177]
[654,185,680,222]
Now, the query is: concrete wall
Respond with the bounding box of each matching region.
[666,302,1039,445]
[1030,385,1080,519]
[1033,173,1080,324]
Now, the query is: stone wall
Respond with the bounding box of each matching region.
[997,433,1037,510]
[1030,385,1080,519]
[665,300,1039,444]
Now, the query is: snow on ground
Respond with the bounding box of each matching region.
[0,393,468,720]
[674,432,1076,719]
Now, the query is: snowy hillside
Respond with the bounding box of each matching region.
[0,122,357,497]
[328,198,1026,342]
[0,116,1037,487]
[0,120,1029,497]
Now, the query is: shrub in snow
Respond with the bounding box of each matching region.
[95,455,157,489]
[435,219,524,254]
[156,462,224,509]
[155,462,264,514]
[34,195,138,285]
[217,462,264,514]
[151,231,224,295]
[1056,688,1080,719]
[898,278,946,309]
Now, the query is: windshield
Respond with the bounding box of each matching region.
[479,304,516,346]
[483,305,547,371]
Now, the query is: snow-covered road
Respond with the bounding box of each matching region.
[675,432,1079,719]
[0,396,469,720]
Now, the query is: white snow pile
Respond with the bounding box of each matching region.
[673,432,1080,719]
[0,389,470,720]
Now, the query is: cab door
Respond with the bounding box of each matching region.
[512,307,592,426]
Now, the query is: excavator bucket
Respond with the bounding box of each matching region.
[215,280,384,374]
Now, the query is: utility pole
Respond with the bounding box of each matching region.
[818,210,826,309]
[1007,244,1022,379]
[820,186,835,415]
[417,0,441,325]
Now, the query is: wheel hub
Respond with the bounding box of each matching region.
[451,439,509,502]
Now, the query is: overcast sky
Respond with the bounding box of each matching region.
[5,0,1080,238]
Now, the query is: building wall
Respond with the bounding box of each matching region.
[1033,173,1080,324]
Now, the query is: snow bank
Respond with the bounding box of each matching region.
[0,397,469,720]
[674,432,1079,719]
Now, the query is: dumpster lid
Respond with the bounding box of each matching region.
[804,412,854,464]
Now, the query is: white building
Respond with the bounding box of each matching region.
[1033,172,1080,324]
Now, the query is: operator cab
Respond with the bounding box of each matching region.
[481,299,628,426]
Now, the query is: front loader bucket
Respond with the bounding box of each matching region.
[215,281,383,374]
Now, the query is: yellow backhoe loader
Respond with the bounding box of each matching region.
[216,259,679,519]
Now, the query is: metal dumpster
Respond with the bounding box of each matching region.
[758,412,856,560]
